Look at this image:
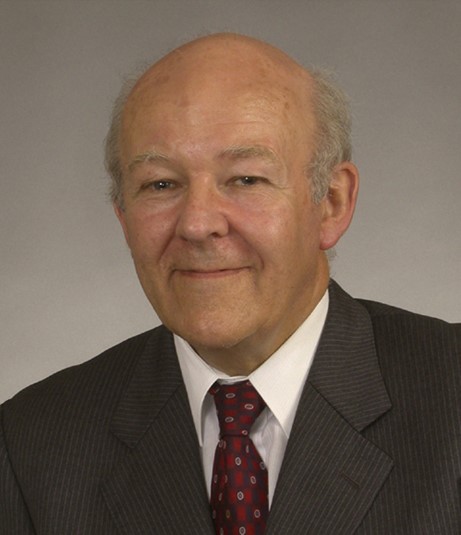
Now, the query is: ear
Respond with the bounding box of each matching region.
[319,161,359,250]
[113,203,130,244]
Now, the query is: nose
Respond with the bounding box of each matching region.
[175,180,230,242]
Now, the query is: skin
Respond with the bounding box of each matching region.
[115,34,358,375]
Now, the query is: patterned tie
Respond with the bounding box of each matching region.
[209,380,268,535]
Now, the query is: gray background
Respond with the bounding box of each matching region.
[1,0,460,403]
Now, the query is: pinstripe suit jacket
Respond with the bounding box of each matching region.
[1,281,460,534]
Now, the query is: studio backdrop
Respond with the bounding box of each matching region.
[1,0,460,402]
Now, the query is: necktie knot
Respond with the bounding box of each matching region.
[210,380,266,438]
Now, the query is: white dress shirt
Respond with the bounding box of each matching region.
[175,290,328,506]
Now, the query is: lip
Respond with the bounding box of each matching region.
[175,267,248,279]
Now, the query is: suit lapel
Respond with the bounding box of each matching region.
[267,281,394,534]
[101,327,214,535]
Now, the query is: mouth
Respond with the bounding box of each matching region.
[175,267,248,279]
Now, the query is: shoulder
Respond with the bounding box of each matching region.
[328,279,460,350]
[328,278,460,394]
[1,326,171,427]
[357,297,460,388]
[358,297,460,347]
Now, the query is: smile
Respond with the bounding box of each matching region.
[175,267,248,279]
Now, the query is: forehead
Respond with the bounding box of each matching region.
[120,41,316,162]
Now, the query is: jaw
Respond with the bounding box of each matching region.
[141,258,330,376]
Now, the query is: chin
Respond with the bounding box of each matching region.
[169,316,250,352]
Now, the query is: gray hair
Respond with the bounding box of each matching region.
[104,74,139,207]
[308,69,352,203]
[104,67,352,207]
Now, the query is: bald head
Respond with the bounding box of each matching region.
[105,33,352,206]
[123,34,314,148]
[132,33,312,96]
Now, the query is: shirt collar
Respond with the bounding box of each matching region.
[175,290,329,445]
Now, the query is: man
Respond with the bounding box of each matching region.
[1,33,459,534]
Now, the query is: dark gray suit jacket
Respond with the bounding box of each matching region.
[1,281,460,534]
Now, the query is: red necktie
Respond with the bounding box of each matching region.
[209,380,268,535]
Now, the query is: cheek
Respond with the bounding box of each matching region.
[238,208,296,272]
[256,206,321,274]
[123,209,175,263]
[249,191,316,243]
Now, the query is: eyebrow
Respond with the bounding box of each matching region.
[218,145,280,165]
[128,150,171,172]
[128,144,281,172]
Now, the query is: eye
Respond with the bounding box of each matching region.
[143,180,176,191]
[234,176,263,186]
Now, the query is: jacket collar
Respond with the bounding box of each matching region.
[103,326,215,534]
[266,280,393,534]
[309,280,391,432]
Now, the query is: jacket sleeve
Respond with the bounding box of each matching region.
[0,405,36,534]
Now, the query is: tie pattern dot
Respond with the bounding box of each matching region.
[209,380,268,535]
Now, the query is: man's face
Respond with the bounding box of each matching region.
[116,45,332,370]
